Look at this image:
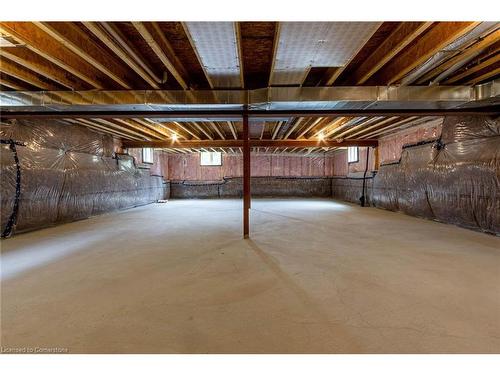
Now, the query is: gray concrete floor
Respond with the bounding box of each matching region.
[1,198,499,353]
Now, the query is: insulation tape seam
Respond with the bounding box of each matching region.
[401,138,439,150]
[331,176,375,180]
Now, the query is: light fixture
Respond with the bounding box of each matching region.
[171,133,178,141]
[318,133,325,140]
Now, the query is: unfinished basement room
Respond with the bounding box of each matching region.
[1,17,499,358]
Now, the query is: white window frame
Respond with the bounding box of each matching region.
[142,148,154,164]
[347,147,359,163]
[200,151,222,166]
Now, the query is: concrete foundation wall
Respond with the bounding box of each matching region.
[170,177,332,199]
[331,177,374,205]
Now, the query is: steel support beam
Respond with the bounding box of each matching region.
[2,107,498,120]
[122,139,379,149]
[243,109,250,239]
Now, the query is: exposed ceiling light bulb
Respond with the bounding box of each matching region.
[171,133,178,141]
[318,133,325,140]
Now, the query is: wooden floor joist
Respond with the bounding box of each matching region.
[0,48,90,90]
[371,22,480,84]
[83,22,161,89]
[0,22,105,88]
[132,22,189,89]
[34,22,135,89]
[352,22,434,84]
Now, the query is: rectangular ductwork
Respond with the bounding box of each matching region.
[0,81,497,122]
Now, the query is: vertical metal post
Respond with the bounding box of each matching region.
[243,108,250,238]
[360,147,370,207]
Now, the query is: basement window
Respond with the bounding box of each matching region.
[142,148,154,164]
[200,151,222,166]
[347,147,359,163]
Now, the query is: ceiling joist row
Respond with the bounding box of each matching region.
[0,21,498,152]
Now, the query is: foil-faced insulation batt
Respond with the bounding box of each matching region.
[184,22,242,88]
[271,22,381,85]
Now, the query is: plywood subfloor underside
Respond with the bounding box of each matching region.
[1,199,499,353]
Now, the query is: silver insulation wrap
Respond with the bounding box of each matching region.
[1,120,165,236]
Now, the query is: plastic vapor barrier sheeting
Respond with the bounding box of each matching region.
[372,115,499,234]
[1,120,165,236]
